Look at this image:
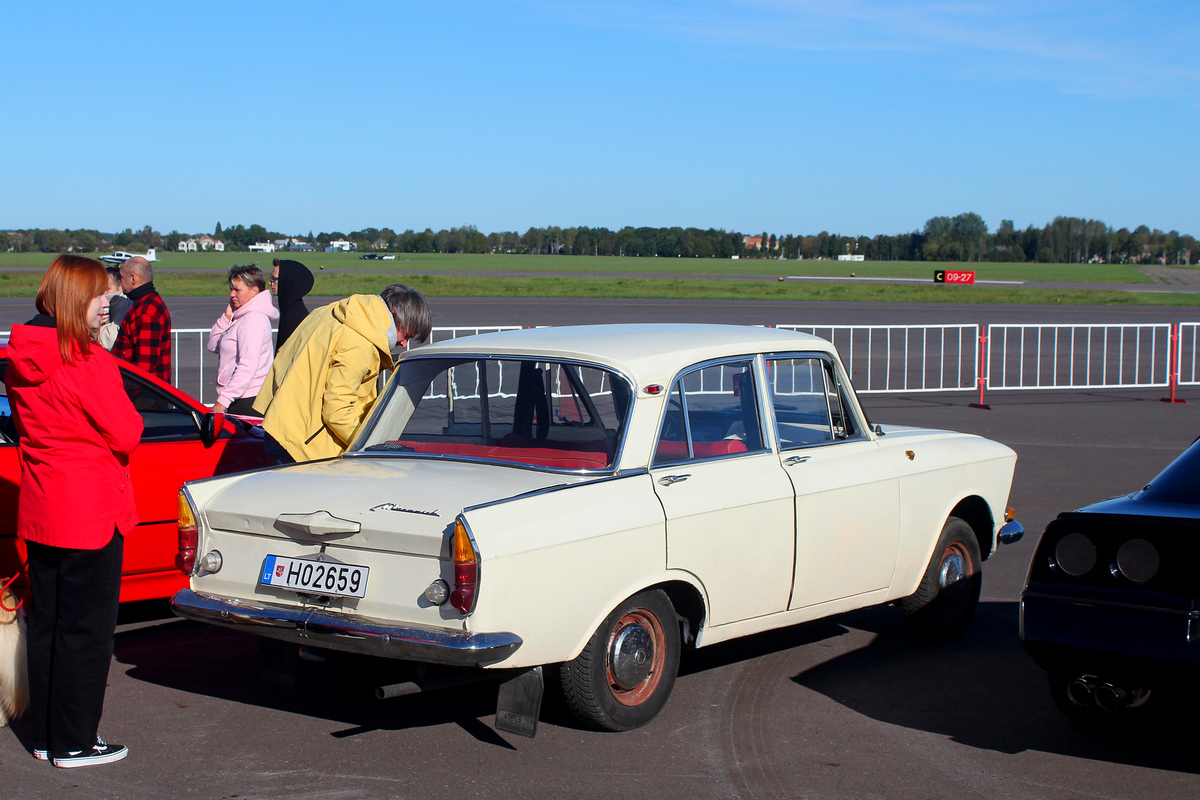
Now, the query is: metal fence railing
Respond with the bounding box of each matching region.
[984,323,1172,391]
[1176,322,1200,387]
[5,322,1199,405]
[775,324,979,394]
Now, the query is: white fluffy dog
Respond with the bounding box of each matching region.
[0,588,29,726]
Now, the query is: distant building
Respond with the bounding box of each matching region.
[836,254,864,262]
[178,236,225,252]
[743,236,763,250]
[327,239,357,252]
[248,242,277,253]
[289,242,317,251]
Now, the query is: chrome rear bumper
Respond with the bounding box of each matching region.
[170,588,522,668]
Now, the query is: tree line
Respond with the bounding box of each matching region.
[3,213,1195,265]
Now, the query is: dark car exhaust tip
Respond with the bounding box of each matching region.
[1066,677,1096,707]
[1068,676,1151,712]
[1093,683,1130,712]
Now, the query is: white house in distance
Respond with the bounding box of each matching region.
[326,239,357,252]
[248,242,277,253]
[178,236,226,252]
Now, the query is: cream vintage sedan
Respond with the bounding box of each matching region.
[171,324,1022,736]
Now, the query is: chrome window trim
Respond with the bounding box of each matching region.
[350,353,635,472]
[762,351,871,450]
[651,354,771,466]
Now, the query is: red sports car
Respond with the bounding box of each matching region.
[0,344,269,602]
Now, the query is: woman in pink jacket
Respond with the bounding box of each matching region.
[8,255,143,768]
[206,264,279,415]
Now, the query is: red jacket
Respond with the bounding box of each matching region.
[7,322,143,549]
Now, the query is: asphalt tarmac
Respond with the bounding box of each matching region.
[2,296,1199,799]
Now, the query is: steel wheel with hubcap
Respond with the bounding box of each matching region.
[559,589,681,731]
[903,516,982,638]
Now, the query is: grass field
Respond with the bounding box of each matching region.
[1,251,1195,305]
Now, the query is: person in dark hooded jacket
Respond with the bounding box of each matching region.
[8,255,142,769]
[270,258,314,354]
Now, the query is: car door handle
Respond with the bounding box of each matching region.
[657,474,691,485]
[783,455,811,465]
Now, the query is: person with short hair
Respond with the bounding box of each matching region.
[253,284,431,463]
[7,255,142,768]
[111,257,172,381]
[206,264,279,415]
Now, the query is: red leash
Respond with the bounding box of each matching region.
[0,562,28,611]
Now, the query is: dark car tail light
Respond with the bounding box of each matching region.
[176,491,198,575]
[450,517,479,615]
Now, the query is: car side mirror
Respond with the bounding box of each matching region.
[201,411,226,447]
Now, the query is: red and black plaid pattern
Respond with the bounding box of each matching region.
[113,291,172,381]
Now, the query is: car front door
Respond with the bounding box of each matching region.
[766,355,901,610]
[650,359,795,627]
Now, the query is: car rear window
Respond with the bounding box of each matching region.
[355,357,631,471]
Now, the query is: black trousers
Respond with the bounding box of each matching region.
[25,531,124,753]
[226,396,258,416]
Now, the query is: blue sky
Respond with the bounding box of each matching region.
[3,1,1197,238]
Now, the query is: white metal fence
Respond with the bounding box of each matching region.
[1176,322,1200,387]
[775,324,979,394]
[985,323,1172,390]
[5,322,1197,403]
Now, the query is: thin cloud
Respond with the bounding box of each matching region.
[537,0,1200,101]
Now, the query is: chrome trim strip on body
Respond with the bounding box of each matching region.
[461,468,650,514]
[170,588,522,668]
[1021,591,1196,618]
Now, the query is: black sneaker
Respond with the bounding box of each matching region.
[51,737,128,768]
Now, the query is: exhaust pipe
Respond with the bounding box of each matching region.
[1093,683,1132,712]
[1066,677,1095,708]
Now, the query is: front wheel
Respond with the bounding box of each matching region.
[903,516,981,638]
[558,589,681,731]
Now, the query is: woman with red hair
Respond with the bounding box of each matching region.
[7,255,142,768]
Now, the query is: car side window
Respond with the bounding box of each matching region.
[653,360,762,465]
[767,357,857,448]
[121,371,202,442]
[0,363,13,445]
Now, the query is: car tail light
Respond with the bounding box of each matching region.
[450,517,479,615]
[176,491,198,575]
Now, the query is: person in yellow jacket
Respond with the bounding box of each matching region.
[252,284,432,463]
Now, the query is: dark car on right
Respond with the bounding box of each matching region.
[1020,437,1200,723]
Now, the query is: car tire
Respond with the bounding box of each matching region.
[903,516,981,638]
[558,589,681,732]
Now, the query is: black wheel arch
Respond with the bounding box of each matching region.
[652,580,706,647]
[950,496,996,560]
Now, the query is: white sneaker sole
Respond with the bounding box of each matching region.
[52,748,128,768]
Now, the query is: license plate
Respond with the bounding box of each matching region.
[260,555,369,598]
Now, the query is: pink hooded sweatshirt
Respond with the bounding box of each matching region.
[206,288,280,408]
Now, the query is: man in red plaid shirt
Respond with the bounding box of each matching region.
[113,257,172,381]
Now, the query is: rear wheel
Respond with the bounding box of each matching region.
[903,517,981,638]
[559,589,681,731]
